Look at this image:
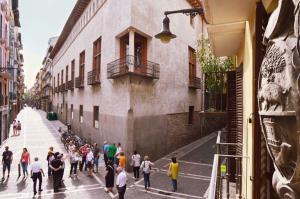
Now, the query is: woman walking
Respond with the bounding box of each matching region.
[46,147,54,177]
[140,156,154,191]
[20,148,30,177]
[168,157,179,192]
[17,120,22,135]
[105,160,115,193]
[12,120,17,136]
[69,150,79,178]
[131,150,141,180]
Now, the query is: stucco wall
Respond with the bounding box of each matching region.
[52,0,204,160]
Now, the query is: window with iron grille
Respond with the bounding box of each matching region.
[188,106,194,125]
[93,106,99,129]
[79,105,83,123]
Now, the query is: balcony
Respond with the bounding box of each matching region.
[87,69,100,85]
[189,76,201,89]
[67,79,74,90]
[107,55,159,79]
[75,77,84,88]
[60,83,66,92]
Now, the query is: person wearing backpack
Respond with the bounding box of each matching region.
[140,156,154,191]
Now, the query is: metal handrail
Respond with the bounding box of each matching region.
[208,130,248,199]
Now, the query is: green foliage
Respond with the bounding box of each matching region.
[196,38,234,92]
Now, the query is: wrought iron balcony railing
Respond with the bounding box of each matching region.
[87,69,100,85]
[75,77,84,88]
[61,83,66,92]
[67,79,74,90]
[107,55,160,79]
[189,76,201,89]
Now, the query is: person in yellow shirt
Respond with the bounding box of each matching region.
[168,157,179,192]
[119,152,126,169]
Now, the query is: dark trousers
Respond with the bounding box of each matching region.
[32,172,42,193]
[143,173,150,188]
[47,165,52,177]
[58,168,64,186]
[133,166,140,179]
[79,156,86,171]
[70,162,78,175]
[118,185,126,199]
[172,179,177,191]
[104,153,108,167]
[52,172,60,192]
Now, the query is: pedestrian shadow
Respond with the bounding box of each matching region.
[0,177,9,191]
[16,177,28,192]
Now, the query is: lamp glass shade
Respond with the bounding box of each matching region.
[155,15,176,44]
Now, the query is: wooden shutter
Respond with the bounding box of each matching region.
[227,70,237,182]
[236,66,243,155]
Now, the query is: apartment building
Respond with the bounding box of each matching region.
[0,0,23,144]
[40,37,58,112]
[50,0,204,160]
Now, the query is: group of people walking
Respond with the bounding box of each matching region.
[2,140,179,198]
[102,141,179,198]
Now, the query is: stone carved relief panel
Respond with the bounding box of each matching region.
[258,0,300,198]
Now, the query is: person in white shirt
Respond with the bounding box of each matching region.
[116,167,127,199]
[140,156,154,191]
[86,148,94,176]
[30,157,45,196]
[131,150,141,180]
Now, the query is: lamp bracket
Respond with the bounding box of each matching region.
[164,8,203,17]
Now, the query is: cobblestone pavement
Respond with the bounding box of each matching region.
[0,107,217,199]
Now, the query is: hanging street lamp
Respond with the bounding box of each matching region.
[155,8,204,44]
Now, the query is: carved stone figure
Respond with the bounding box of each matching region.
[258,0,300,198]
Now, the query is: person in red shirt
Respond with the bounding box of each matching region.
[79,144,89,171]
[20,148,30,177]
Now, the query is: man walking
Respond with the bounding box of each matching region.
[116,167,127,199]
[107,143,116,162]
[93,143,100,173]
[2,146,13,180]
[102,141,109,167]
[30,157,45,196]
[50,152,63,192]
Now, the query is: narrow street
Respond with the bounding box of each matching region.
[0,107,216,199]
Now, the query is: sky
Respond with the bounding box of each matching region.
[20,0,76,89]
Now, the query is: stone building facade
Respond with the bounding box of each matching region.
[0,0,23,144]
[50,0,204,160]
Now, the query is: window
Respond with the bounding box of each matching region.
[188,47,196,78]
[79,51,85,82]
[66,65,69,82]
[188,106,194,124]
[61,104,63,113]
[53,77,55,89]
[71,104,73,120]
[57,103,59,112]
[93,106,99,128]
[57,74,60,86]
[0,15,2,38]
[61,70,64,84]
[79,105,83,123]
[71,59,75,81]
[93,37,101,79]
